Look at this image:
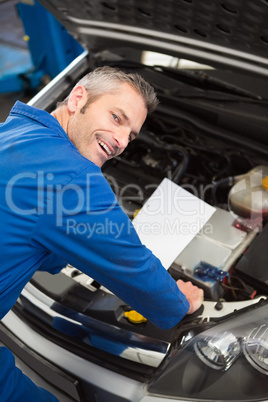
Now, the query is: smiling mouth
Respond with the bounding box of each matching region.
[97,139,112,156]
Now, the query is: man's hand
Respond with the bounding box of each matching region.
[176,279,204,314]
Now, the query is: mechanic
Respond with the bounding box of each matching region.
[0,66,204,401]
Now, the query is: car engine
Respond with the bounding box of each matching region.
[99,105,268,303]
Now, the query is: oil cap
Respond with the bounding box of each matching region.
[133,209,140,218]
[262,176,268,190]
[124,310,147,324]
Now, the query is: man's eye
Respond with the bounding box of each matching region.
[112,113,120,122]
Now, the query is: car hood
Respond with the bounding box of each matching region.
[38,0,268,77]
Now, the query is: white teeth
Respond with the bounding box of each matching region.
[97,140,112,155]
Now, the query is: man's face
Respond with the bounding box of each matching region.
[67,82,147,167]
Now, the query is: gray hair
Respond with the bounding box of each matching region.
[57,66,159,114]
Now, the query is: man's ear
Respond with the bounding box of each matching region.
[67,86,88,113]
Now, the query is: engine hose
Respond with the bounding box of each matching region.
[139,131,189,182]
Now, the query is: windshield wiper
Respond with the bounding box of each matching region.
[155,66,263,101]
[99,59,264,101]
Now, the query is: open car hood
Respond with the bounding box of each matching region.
[38,0,268,77]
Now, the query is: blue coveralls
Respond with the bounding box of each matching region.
[0,102,189,400]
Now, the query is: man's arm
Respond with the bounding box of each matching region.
[32,169,203,330]
[0,347,59,402]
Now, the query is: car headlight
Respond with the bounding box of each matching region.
[194,330,241,371]
[148,301,268,401]
[243,324,268,376]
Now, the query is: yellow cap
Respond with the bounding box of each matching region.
[133,209,140,218]
[124,310,147,324]
[23,35,30,42]
[262,176,268,190]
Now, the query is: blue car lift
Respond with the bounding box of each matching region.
[0,0,83,94]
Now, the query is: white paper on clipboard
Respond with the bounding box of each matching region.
[132,178,216,269]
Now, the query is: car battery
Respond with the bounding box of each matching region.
[234,222,268,295]
[169,208,258,300]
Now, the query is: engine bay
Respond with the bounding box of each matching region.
[98,108,268,303]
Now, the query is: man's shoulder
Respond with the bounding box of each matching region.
[10,101,64,136]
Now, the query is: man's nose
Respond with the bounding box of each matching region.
[113,127,130,150]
